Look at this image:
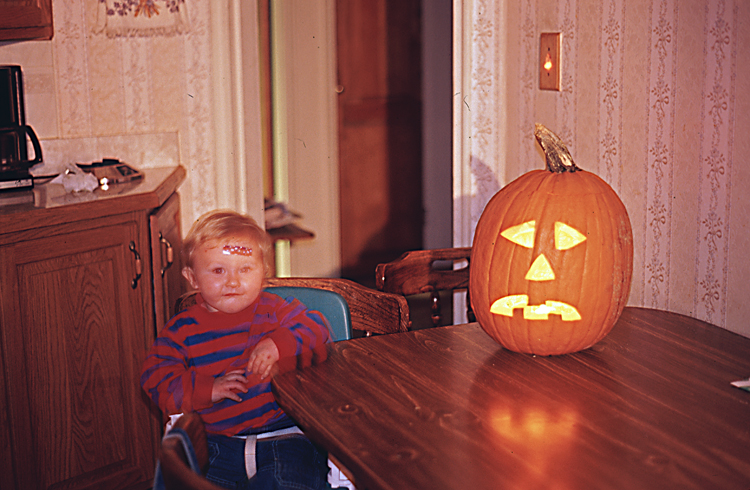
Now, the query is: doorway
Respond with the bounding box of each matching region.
[336,0,424,286]
[264,1,452,285]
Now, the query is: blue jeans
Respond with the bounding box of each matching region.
[205,433,328,490]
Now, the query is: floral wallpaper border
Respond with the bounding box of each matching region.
[643,0,677,311]
[694,0,736,327]
[94,0,190,38]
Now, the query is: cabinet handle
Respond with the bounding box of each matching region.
[159,233,174,277]
[129,241,142,289]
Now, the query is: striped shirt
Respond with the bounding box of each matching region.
[140,291,331,436]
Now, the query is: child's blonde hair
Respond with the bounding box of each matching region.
[183,209,273,276]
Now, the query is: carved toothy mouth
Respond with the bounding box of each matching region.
[490,294,581,321]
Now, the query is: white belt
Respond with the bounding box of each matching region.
[166,414,354,487]
[235,426,303,478]
[166,413,302,478]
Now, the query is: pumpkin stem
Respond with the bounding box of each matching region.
[534,123,581,173]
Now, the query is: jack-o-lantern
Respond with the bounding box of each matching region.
[470,124,633,355]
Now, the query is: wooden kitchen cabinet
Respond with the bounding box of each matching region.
[150,192,184,332]
[0,0,53,41]
[0,166,185,490]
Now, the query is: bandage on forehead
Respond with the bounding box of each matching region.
[222,244,253,256]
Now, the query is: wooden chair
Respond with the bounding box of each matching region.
[266,277,410,335]
[175,276,410,336]
[375,247,475,327]
[157,412,223,490]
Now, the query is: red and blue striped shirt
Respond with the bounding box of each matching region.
[140,291,331,436]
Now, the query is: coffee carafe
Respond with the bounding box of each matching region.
[0,65,42,190]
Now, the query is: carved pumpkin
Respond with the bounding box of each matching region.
[470,124,633,355]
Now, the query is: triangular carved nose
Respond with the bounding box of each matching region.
[525,254,555,281]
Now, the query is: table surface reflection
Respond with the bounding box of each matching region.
[271,307,750,490]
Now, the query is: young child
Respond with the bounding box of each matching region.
[141,209,331,490]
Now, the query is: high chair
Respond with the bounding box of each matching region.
[158,277,410,489]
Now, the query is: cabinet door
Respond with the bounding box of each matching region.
[150,193,185,333]
[0,0,53,41]
[0,220,159,490]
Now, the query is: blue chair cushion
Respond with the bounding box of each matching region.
[264,286,352,342]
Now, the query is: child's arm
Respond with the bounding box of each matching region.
[242,295,331,381]
[247,337,280,379]
[140,314,216,414]
[212,370,249,402]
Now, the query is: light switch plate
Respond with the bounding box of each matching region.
[540,33,561,91]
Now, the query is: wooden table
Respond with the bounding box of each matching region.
[271,307,750,490]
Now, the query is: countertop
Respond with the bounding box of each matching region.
[0,166,185,235]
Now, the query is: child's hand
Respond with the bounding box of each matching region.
[247,338,280,379]
[211,370,248,403]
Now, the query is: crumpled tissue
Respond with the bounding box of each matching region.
[51,164,99,193]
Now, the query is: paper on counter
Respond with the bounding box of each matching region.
[50,163,99,193]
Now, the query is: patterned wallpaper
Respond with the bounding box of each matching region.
[0,0,217,231]
[464,0,749,336]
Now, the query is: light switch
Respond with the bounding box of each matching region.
[540,33,561,91]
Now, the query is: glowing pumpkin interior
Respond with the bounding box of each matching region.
[491,220,587,321]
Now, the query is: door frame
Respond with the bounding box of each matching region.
[452,0,474,249]
[210,0,266,225]
[270,0,341,277]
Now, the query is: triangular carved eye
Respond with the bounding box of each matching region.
[500,221,535,248]
[555,222,587,250]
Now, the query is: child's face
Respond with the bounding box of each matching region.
[182,234,265,314]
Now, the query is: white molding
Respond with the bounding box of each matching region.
[273,0,341,278]
[210,1,232,208]
[270,1,291,276]
[452,0,474,324]
[231,0,247,215]
[210,0,265,225]
[270,1,289,203]
[452,0,474,249]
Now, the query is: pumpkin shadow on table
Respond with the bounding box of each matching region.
[464,347,614,489]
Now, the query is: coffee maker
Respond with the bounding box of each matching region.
[0,65,42,191]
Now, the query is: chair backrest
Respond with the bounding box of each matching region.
[375,247,474,327]
[265,277,410,335]
[265,286,351,341]
[158,412,223,490]
[175,276,410,336]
